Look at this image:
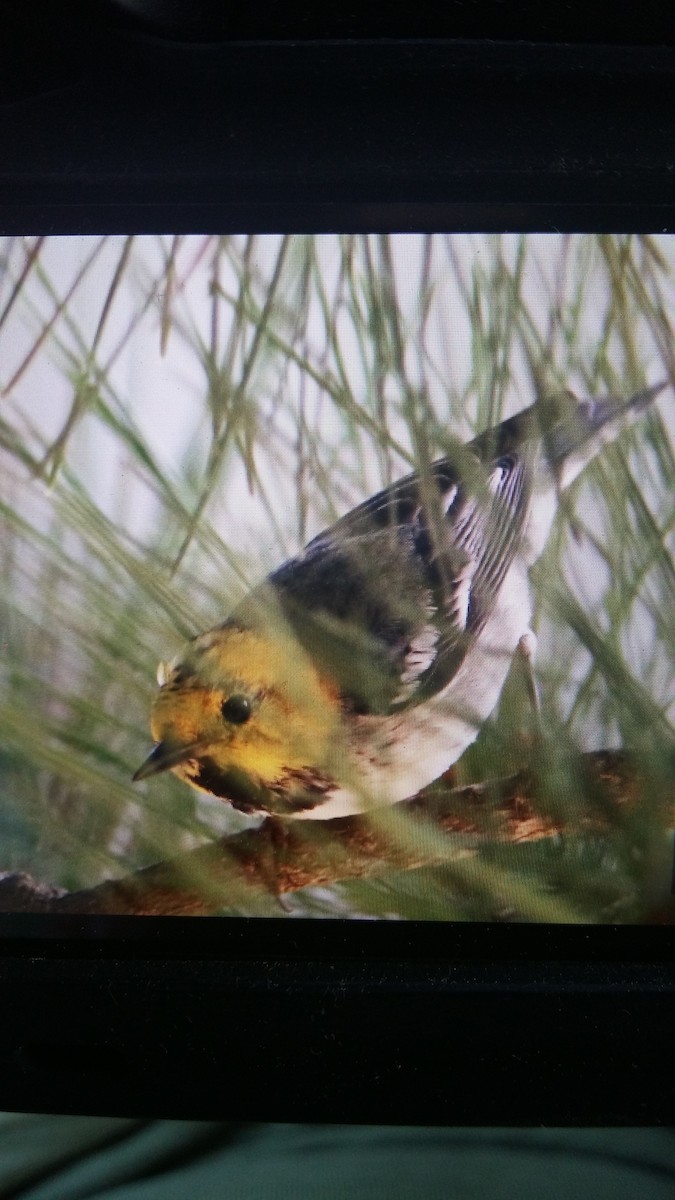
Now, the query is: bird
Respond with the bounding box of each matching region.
[133,383,665,820]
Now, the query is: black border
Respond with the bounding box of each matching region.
[1,918,673,1123]
[1,205,674,237]
[2,36,674,216]
[0,915,673,962]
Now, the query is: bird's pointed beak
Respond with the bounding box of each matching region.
[132,740,206,782]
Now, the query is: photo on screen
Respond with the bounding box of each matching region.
[0,233,672,921]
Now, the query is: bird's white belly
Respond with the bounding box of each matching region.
[296,563,533,819]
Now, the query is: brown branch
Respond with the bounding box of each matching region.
[0,750,671,916]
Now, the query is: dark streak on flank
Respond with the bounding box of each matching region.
[194,758,324,817]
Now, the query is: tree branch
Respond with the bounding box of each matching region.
[0,750,670,916]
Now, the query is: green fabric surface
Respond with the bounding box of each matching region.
[0,1118,672,1200]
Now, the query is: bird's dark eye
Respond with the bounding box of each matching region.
[220,694,252,725]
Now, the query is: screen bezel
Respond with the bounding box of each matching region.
[0,24,673,1122]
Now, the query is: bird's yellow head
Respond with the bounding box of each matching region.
[133,621,343,815]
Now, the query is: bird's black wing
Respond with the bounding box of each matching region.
[268,434,534,713]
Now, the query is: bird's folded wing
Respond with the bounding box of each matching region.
[269,449,533,712]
